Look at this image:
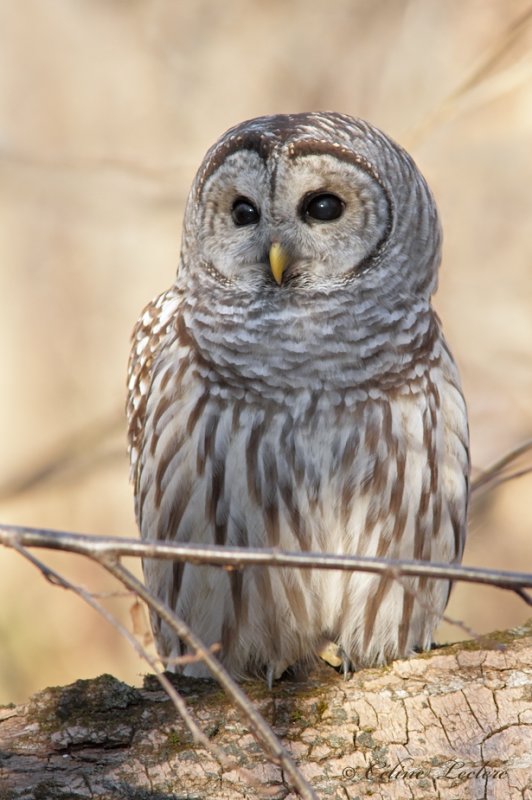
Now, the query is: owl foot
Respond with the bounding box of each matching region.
[318,641,352,678]
[266,660,291,689]
[266,664,275,690]
[341,649,352,680]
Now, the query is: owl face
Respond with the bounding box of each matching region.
[180,113,441,300]
[194,148,391,290]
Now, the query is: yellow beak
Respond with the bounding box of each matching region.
[269,242,289,285]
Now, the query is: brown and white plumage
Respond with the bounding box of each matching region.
[127,112,469,681]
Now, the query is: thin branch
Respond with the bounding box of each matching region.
[405,5,532,147]
[440,612,483,643]
[99,556,317,800]
[9,534,317,796]
[513,587,532,606]
[1,524,531,595]
[0,147,195,180]
[471,438,532,493]
[0,412,124,501]
[12,541,306,797]
[3,504,530,798]
[10,540,224,760]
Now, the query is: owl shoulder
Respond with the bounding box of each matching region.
[126,287,182,481]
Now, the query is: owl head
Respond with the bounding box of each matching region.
[177,112,441,304]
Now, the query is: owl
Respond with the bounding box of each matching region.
[127,112,469,684]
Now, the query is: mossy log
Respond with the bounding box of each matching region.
[1,622,531,800]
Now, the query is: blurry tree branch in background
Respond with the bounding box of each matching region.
[405,5,532,146]
[469,437,532,494]
[0,412,125,501]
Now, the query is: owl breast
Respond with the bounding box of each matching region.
[136,308,468,680]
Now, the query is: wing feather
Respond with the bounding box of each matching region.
[126,287,181,484]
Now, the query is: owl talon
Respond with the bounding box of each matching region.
[266,664,275,690]
[341,650,352,680]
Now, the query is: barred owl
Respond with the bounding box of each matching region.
[127,112,469,683]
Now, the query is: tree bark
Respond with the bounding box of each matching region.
[1,622,531,800]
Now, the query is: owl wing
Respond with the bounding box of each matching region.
[126,287,181,488]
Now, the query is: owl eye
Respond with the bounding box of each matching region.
[231,196,260,226]
[302,192,345,222]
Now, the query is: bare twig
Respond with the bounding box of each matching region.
[11,539,316,799]
[440,612,486,644]
[0,412,124,501]
[10,540,221,758]
[99,556,317,800]
[2,452,531,800]
[405,5,532,147]
[471,438,532,494]
[0,147,195,180]
[1,524,531,599]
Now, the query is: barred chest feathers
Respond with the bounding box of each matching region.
[134,290,467,680]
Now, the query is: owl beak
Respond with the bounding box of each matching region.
[269,242,289,285]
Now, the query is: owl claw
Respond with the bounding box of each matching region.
[266,664,275,690]
[341,649,352,680]
[266,661,290,688]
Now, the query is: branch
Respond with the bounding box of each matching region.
[10,541,227,760]
[405,6,532,146]
[471,437,532,493]
[101,556,317,800]
[2,517,531,798]
[7,535,317,800]
[0,412,124,501]
[1,524,531,602]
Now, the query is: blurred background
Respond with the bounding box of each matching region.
[0,0,531,705]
